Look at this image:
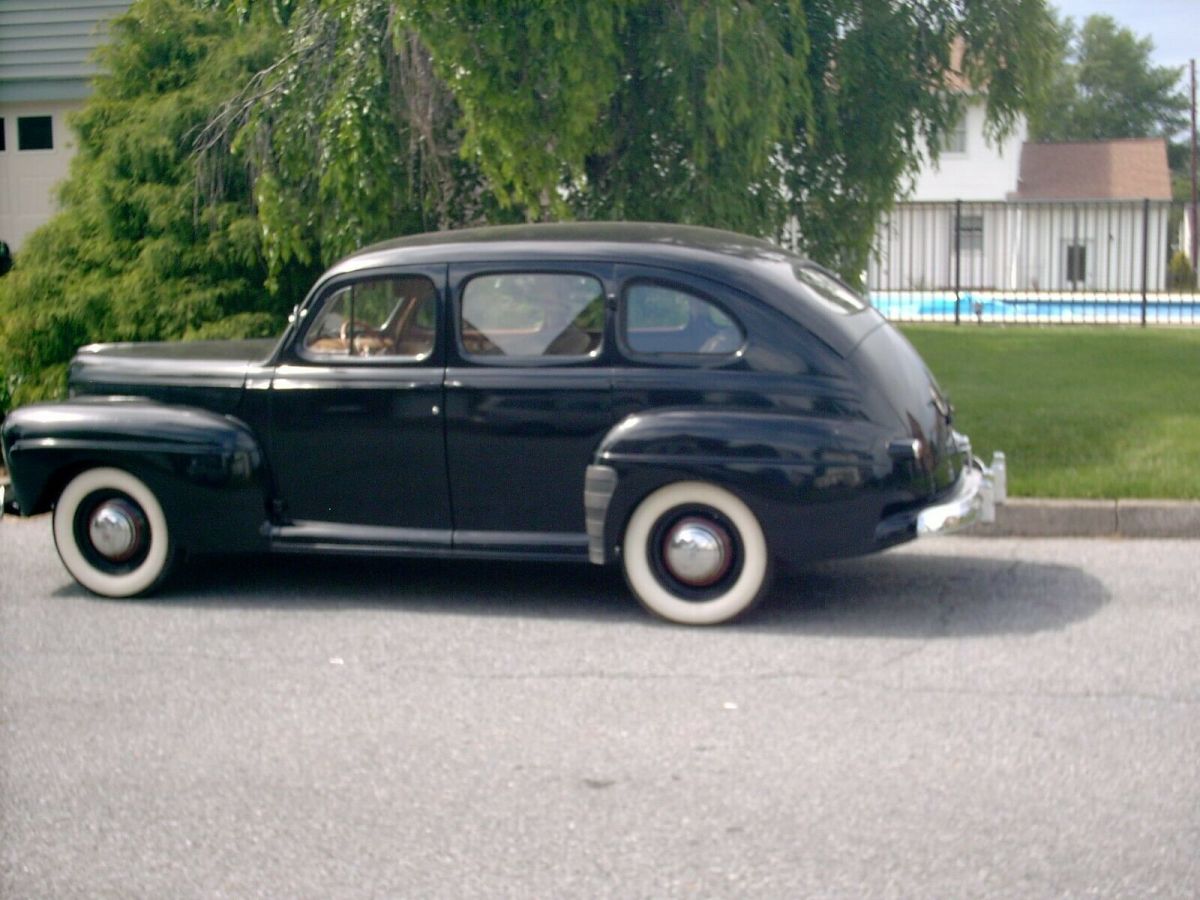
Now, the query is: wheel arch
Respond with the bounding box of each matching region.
[588,407,895,568]
[2,399,272,554]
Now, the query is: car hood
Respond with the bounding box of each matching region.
[69,338,279,415]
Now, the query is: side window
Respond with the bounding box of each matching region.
[303,275,436,359]
[622,282,743,355]
[460,273,604,358]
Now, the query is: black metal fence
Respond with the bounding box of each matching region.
[867,199,1199,325]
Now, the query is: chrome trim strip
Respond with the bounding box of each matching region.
[584,465,618,565]
[271,521,450,547]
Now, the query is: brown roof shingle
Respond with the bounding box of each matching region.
[1016,138,1172,200]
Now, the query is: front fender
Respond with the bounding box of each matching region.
[1,397,270,553]
[587,408,894,565]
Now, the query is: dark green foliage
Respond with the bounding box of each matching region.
[0,0,1057,415]
[1167,251,1197,292]
[0,0,309,412]
[224,0,1055,284]
[1029,13,1188,141]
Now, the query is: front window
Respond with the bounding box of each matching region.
[303,274,437,359]
[459,273,604,358]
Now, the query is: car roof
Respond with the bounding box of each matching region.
[333,222,798,270]
[322,222,884,357]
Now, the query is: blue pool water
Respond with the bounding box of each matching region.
[870,291,1200,324]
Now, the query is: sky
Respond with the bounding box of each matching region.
[1049,0,1197,72]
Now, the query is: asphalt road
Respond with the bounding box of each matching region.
[2,515,1197,899]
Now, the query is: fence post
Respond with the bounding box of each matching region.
[953,199,962,325]
[1140,197,1150,327]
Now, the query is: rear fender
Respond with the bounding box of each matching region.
[1,398,270,553]
[588,408,892,565]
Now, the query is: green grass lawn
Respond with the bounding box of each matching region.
[901,326,1200,499]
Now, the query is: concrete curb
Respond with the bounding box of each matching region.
[968,498,1200,539]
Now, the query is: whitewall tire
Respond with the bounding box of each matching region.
[622,481,770,625]
[52,467,174,598]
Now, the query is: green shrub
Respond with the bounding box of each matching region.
[1167,249,1197,292]
[0,1,305,415]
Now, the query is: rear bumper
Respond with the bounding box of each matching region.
[875,436,1005,543]
[916,456,991,535]
[0,482,16,518]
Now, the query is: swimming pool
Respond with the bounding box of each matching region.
[869,290,1200,325]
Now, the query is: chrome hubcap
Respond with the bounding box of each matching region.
[662,517,732,587]
[87,500,143,562]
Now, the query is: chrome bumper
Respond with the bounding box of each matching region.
[916,450,1006,536]
[0,477,18,517]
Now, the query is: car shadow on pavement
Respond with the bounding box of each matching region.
[127,546,1110,638]
[761,552,1108,637]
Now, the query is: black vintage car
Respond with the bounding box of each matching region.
[1,223,998,624]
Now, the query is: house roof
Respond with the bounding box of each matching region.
[1016,138,1172,201]
[0,0,131,103]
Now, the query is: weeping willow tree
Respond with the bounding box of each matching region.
[206,0,1055,280]
[0,0,1057,413]
[0,0,302,411]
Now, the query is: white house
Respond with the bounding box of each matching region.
[870,98,1175,295]
[0,0,130,252]
[907,97,1026,203]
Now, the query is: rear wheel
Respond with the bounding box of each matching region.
[622,481,770,625]
[52,467,175,597]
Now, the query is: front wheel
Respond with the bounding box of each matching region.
[52,467,175,597]
[622,481,770,625]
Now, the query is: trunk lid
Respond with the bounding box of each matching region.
[849,323,967,498]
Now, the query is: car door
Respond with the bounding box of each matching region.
[267,265,451,548]
[442,262,615,558]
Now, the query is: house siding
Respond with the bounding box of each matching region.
[0,0,131,250]
[907,100,1026,203]
[0,0,129,101]
[869,200,1175,294]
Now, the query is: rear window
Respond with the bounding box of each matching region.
[791,266,868,314]
[622,283,743,355]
